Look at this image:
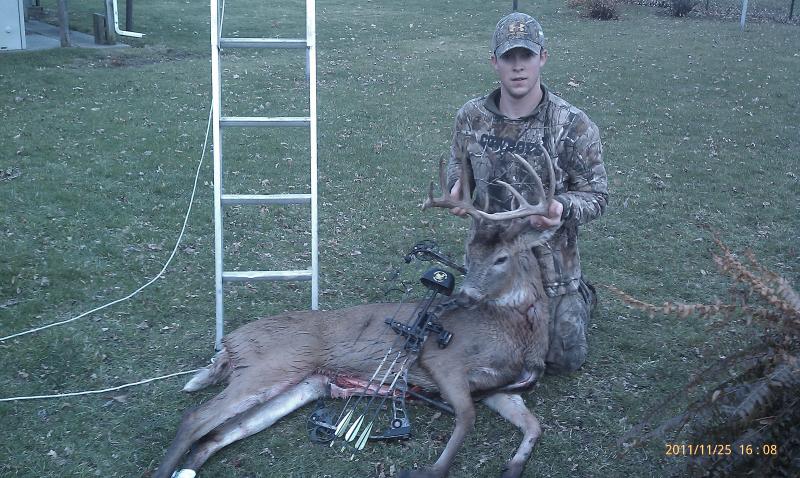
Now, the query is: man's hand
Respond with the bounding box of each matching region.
[448,179,469,217]
[529,199,563,229]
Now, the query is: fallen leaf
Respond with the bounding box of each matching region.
[258,447,275,459]
[46,449,66,465]
[1,298,21,309]
[0,167,22,181]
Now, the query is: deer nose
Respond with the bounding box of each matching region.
[454,291,478,308]
[457,285,483,302]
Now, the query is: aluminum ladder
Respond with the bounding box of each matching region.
[209,0,319,350]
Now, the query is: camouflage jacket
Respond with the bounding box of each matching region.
[447,85,608,297]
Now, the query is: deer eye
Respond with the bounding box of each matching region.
[494,256,508,265]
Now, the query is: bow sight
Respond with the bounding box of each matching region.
[404,239,467,274]
[306,248,461,454]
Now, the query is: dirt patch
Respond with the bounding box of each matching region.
[66,46,206,70]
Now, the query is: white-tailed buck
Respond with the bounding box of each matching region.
[155,152,556,478]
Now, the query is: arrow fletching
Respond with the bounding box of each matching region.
[345,414,364,442]
[334,409,354,437]
[355,421,374,451]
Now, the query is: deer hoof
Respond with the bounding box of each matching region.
[500,463,524,478]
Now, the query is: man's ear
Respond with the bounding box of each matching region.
[490,54,499,73]
[539,49,548,67]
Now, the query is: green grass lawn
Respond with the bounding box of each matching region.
[1,0,798,476]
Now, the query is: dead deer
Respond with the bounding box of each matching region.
[154,153,555,478]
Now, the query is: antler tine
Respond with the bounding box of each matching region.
[510,152,548,205]
[423,145,555,223]
[538,147,556,201]
[439,156,448,194]
[470,148,553,222]
[423,158,482,220]
[458,158,474,206]
[476,180,550,221]
[422,158,443,210]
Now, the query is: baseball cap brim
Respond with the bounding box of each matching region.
[495,39,542,58]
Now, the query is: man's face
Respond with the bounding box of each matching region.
[491,47,548,100]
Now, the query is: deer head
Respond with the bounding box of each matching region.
[423,150,555,307]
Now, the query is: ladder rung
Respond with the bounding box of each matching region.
[221,194,311,205]
[219,38,307,49]
[223,270,313,282]
[220,116,310,127]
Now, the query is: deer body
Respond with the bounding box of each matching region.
[210,298,546,399]
[155,251,549,478]
[154,157,555,478]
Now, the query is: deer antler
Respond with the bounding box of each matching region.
[422,158,484,220]
[483,151,554,220]
[424,149,554,222]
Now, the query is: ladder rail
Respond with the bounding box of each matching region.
[307,0,320,310]
[210,0,225,351]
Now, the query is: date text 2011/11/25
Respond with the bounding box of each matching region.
[665,444,779,456]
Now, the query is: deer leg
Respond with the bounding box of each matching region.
[400,369,475,478]
[153,379,296,478]
[481,393,541,478]
[174,375,329,475]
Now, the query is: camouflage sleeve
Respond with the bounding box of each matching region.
[556,112,609,225]
[446,106,474,193]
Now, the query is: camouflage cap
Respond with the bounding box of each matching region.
[491,12,544,58]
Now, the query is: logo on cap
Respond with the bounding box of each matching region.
[432,271,448,283]
[508,21,527,38]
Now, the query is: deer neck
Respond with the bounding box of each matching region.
[487,283,539,312]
